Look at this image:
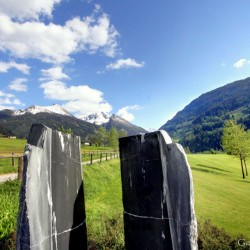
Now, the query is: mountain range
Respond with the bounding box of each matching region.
[160,77,250,152]
[1,76,249,151]
[0,105,147,140]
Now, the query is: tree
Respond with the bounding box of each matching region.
[93,127,108,147]
[242,130,250,176]
[222,120,250,179]
[118,129,127,138]
[58,125,73,134]
[97,126,108,146]
[108,127,118,150]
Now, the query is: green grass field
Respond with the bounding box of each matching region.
[187,154,250,238]
[0,138,26,155]
[1,154,250,248]
[0,138,114,156]
[0,138,116,174]
[84,159,124,248]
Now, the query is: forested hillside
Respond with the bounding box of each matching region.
[160,77,250,152]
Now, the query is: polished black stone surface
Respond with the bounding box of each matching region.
[16,124,87,250]
[119,131,197,250]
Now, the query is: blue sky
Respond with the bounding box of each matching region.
[1,0,250,130]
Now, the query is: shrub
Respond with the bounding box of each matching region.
[198,219,250,250]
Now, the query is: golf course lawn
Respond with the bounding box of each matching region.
[187,153,250,238]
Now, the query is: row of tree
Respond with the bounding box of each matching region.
[88,127,127,149]
[222,120,250,179]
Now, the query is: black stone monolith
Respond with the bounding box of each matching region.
[119,130,197,250]
[16,124,87,250]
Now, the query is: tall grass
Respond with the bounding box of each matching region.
[0,180,20,248]
[0,158,18,174]
[83,159,124,249]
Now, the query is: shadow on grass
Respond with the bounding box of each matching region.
[191,166,225,176]
[197,164,232,173]
[236,179,250,183]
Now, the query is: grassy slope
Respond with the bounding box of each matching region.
[187,154,250,238]
[84,154,250,238]
[83,159,124,248]
[1,154,249,246]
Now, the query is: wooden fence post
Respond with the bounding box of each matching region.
[18,156,23,181]
[100,153,102,163]
[90,154,93,165]
[12,153,15,167]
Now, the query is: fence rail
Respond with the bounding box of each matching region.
[0,154,23,180]
[82,151,119,165]
[0,150,119,181]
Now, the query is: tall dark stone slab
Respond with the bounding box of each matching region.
[119,130,197,250]
[16,124,87,250]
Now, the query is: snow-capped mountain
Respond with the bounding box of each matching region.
[0,105,147,138]
[0,105,97,139]
[103,114,148,135]
[83,112,111,125]
[84,112,148,135]
[13,104,73,117]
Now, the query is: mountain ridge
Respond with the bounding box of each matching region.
[0,105,147,139]
[160,77,250,152]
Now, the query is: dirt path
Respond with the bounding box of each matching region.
[0,173,17,183]
[0,157,118,183]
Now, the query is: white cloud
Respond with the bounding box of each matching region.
[0,105,15,110]
[233,58,250,68]
[106,58,145,70]
[116,105,142,122]
[0,0,61,20]
[0,6,119,64]
[9,78,28,92]
[40,67,70,81]
[0,61,30,74]
[40,81,112,117]
[0,90,24,109]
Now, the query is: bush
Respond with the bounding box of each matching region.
[198,219,250,250]
[0,233,16,250]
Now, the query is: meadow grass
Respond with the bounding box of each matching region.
[83,159,124,249]
[0,138,114,156]
[0,137,115,174]
[0,138,26,155]
[187,153,250,238]
[0,180,20,241]
[1,154,249,248]
[0,158,18,174]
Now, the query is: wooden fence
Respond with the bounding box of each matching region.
[0,154,23,180]
[82,151,119,165]
[0,151,119,181]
